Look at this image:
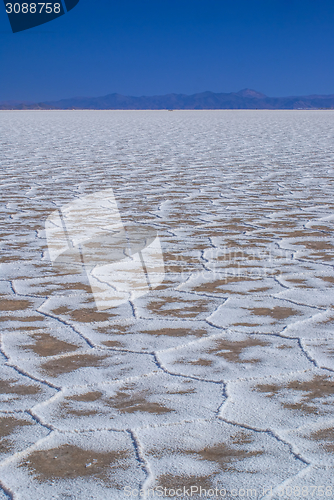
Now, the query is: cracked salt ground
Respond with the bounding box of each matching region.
[0,359,56,411]
[157,332,311,382]
[0,413,50,462]
[276,284,334,309]
[1,110,334,498]
[67,318,220,352]
[283,309,334,340]
[300,338,334,371]
[6,349,159,388]
[221,370,334,435]
[0,431,145,500]
[33,373,224,431]
[270,466,334,500]
[176,272,284,298]
[207,296,316,334]
[136,420,305,499]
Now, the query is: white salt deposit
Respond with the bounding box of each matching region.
[1,109,334,499]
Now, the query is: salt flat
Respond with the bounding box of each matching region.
[1,110,334,499]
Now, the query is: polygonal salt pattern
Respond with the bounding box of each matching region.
[285,309,334,339]
[207,296,317,334]
[157,332,312,382]
[281,422,334,467]
[301,337,334,371]
[2,322,89,362]
[0,430,145,500]
[264,465,334,500]
[221,369,334,435]
[0,412,50,463]
[37,294,135,327]
[0,361,57,412]
[11,272,93,298]
[0,294,47,332]
[176,271,284,298]
[133,289,224,322]
[2,109,334,498]
[9,349,158,387]
[277,268,334,292]
[276,269,334,307]
[73,318,220,352]
[278,236,334,263]
[33,373,224,431]
[137,420,306,499]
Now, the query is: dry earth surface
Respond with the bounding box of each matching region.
[1,110,334,499]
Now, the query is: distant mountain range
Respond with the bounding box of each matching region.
[1,89,334,110]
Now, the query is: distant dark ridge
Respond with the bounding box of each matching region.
[1,89,334,110]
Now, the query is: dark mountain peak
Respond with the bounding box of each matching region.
[236,88,267,99]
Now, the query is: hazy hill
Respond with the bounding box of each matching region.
[1,89,334,110]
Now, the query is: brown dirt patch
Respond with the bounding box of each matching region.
[61,391,103,417]
[250,306,301,320]
[0,416,32,437]
[40,353,108,377]
[20,444,130,485]
[61,386,174,417]
[70,391,103,402]
[162,252,200,274]
[0,379,41,396]
[142,327,207,338]
[190,277,256,295]
[185,442,263,471]
[0,256,25,264]
[248,286,271,293]
[255,375,334,414]
[207,337,270,364]
[188,358,214,367]
[97,324,132,335]
[2,315,45,323]
[230,431,254,446]
[310,427,334,452]
[61,282,92,293]
[0,299,32,311]
[51,306,115,323]
[284,278,308,287]
[102,340,126,348]
[110,386,174,415]
[70,309,118,323]
[24,332,79,357]
[0,416,32,454]
[147,297,209,319]
[321,276,334,284]
[294,240,334,251]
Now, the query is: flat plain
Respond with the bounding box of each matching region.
[1,110,334,499]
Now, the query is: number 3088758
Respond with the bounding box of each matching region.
[5,3,61,14]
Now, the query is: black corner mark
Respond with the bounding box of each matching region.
[3,0,80,33]
[64,0,79,12]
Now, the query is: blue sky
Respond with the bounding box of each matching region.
[1,0,334,101]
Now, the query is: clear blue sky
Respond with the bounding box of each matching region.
[1,0,334,101]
